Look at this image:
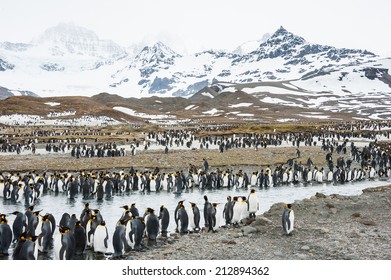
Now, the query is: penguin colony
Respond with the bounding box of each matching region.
[0,190,263,260]
[1,120,391,259]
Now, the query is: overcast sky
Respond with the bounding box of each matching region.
[0,0,390,55]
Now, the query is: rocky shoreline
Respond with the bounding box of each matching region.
[126,185,391,260]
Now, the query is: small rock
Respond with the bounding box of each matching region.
[222,239,237,245]
[359,218,377,226]
[320,211,330,218]
[242,226,258,235]
[300,245,310,251]
[351,212,361,218]
[326,202,335,209]
[315,192,327,199]
[319,228,330,234]
[273,251,284,257]
[345,254,359,260]
[330,208,338,214]
[252,216,273,226]
[348,229,361,237]
[295,253,308,260]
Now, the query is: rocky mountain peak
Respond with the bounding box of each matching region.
[134,41,180,67]
[32,22,126,58]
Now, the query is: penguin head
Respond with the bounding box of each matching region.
[204,195,208,202]
[59,226,71,234]
[75,221,82,227]
[100,221,106,226]
[29,235,39,242]
[250,189,256,194]
[160,205,165,211]
[33,210,43,216]
[212,203,218,208]
[19,232,28,241]
[189,202,196,208]
[146,208,155,214]
[0,216,7,224]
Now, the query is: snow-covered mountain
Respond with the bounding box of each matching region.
[233,33,271,55]
[0,23,390,119]
[32,23,126,59]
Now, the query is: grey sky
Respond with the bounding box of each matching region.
[0,0,390,55]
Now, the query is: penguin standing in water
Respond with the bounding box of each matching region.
[128,217,145,251]
[223,196,234,225]
[13,233,38,260]
[93,221,108,254]
[158,205,170,236]
[11,211,27,242]
[74,221,86,256]
[86,214,98,248]
[112,219,128,257]
[282,204,294,235]
[0,214,13,255]
[188,202,201,232]
[145,208,159,241]
[54,226,75,260]
[37,214,53,254]
[247,189,259,219]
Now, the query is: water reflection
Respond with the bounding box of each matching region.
[1,178,389,260]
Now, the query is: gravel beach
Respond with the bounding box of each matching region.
[126,185,391,260]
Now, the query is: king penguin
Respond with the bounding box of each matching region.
[54,226,75,260]
[129,217,145,251]
[0,214,13,255]
[203,195,212,227]
[37,214,53,254]
[145,208,159,241]
[177,204,189,234]
[223,196,234,225]
[247,189,259,219]
[11,211,27,242]
[13,233,38,260]
[130,203,139,217]
[231,197,242,226]
[206,202,219,233]
[282,204,294,235]
[74,221,86,256]
[188,202,201,232]
[112,219,128,257]
[174,200,185,232]
[158,205,170,236]
[93,221,108,254]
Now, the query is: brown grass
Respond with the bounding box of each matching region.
[0,146,328,173]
